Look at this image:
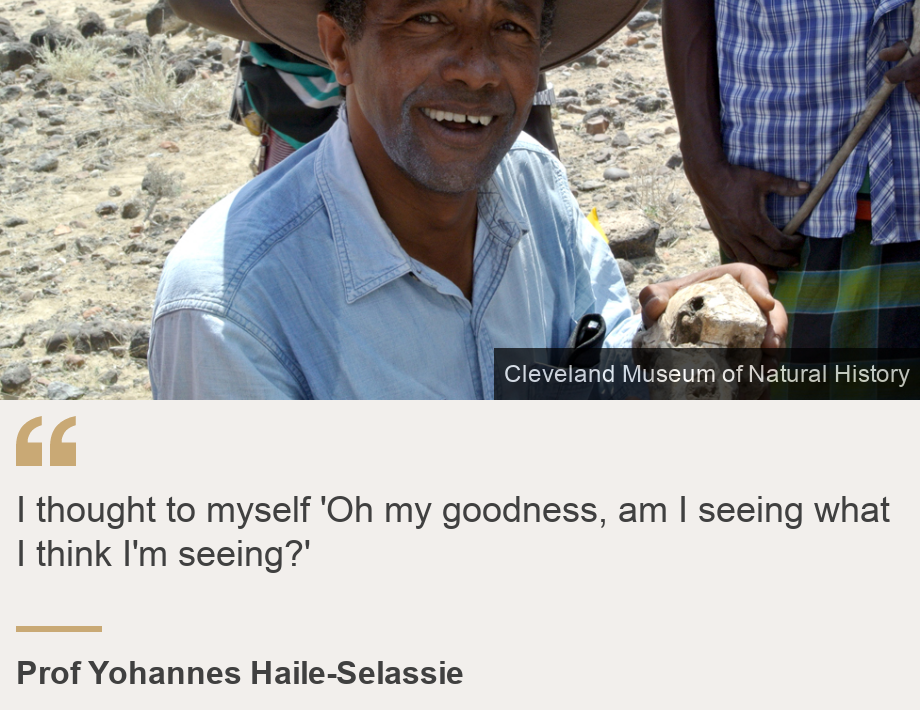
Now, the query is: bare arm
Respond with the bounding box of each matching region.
[662,0,808,276]
[167,0,269,42]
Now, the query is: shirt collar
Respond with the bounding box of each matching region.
[315,110,528,304]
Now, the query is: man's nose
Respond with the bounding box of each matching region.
[439,31,502,90]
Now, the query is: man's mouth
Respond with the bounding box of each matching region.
[421,107,495,126]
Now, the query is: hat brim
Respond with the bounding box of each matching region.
[231,0,647,72]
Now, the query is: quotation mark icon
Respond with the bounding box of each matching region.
[16,417,76,466]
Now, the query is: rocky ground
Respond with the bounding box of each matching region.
[0,2,717,400]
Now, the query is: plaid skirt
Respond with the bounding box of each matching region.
[773,220,920,348]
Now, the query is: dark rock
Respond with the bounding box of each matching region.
[2,362,31,392]
[129,325,150,359]
[173,60,195,85]
[30,25,81,51]
[658,228,681,248]
[37,105,63,118]
[73,237,97,255]
[6,115,32,129]
[47,382,85,400]
[82,323,134,354]
[95,202,118,217]
[30,153,58,173]
[0,325,24,348]
[75,129,103,147]
[611,131,631,147]
[47,81,67,95]
[0,84,21,101]
[603,167,630,182]
[635,95,665,113]
[592,148,612,164]
[98,369,118,386]
[78,12,106,38]
[617,258,636,285]
[0,42,37,71]
[558,87,578,98]
[47,321,135,355]
[578,52,598,67]
[605,211,660,259]
[665,153,683,170]
[585,89,603,105]
[122,32,151,58]
[583,107,625,129]
[121,200,142,220]
[557,96,582,109]
[26,70,50,89]
[0,17,18,42]
[628,11,659,32]
[148,1,189,37]
[109,185,122,197]
[3,216,27,227]
[204,41,223,58]
[45,323,80,352]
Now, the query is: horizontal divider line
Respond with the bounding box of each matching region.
[16,626,102,633]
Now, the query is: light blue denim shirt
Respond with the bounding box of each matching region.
[149,113,640,399]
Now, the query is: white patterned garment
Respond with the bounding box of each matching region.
[715,0,919,243]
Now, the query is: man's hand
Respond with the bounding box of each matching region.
[638,263,787,351]
[881,41,920,103]
[689,162,810,280]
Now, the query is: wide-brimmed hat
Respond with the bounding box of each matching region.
[230,0,647,71]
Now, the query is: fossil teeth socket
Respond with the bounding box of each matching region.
[422,108,493,126]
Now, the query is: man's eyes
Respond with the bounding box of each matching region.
[498,21,527,33]
[408,15,533,36]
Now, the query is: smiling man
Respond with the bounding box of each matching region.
[149,0,784,399]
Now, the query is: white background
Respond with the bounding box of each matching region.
[3,403,917,708]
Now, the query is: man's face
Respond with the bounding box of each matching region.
[342,0,544,194]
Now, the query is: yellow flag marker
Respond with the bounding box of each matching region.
[587,208,607,242]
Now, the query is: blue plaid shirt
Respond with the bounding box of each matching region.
[715,0,920,243]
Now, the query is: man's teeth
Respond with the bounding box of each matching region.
[423,108,493,126]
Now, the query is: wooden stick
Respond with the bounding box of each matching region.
[783,4,920,236]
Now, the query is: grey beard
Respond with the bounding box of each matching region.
[381,94,520,195]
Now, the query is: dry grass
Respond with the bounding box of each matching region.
[37,41,108,82]
[627,159,690,228]
[125,48,223,125]
[141,162,184,220]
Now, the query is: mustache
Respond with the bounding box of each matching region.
[404,86,517,116]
